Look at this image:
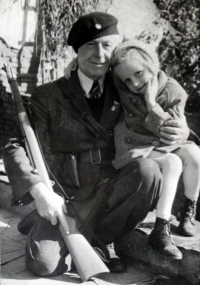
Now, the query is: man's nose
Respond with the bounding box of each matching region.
[95,44,105,59]
[133,81,138,87]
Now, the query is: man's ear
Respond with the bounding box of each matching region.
[64,57,78,79]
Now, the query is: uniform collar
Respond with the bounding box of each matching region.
[78,69,105,98]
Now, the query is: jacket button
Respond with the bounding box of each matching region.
[126,138,132,143]
[152,141,159,146]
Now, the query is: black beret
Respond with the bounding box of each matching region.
[67,12,119,53]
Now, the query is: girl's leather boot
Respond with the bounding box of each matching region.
[177,197,196,236]
[149,217,182,259]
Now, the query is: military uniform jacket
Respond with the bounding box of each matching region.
[113,70,191,169]
[4,71,121,207]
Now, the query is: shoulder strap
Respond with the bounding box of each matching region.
[82,112,113,145]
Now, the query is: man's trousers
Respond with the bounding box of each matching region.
[26,158,162,276]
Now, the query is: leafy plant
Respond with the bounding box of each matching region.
[39,0,98,82]
[40,0,99,60]
[153,0,200,113]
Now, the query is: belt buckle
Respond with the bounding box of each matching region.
[90,149,101,164]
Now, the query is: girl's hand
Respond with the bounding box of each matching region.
[144,74,158,111]
[64,57,78,79]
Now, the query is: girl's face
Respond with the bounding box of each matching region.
[114,49,154,95]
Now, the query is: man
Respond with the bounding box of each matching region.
[4,12,190,277]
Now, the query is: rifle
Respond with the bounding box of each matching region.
[4,65,109,282]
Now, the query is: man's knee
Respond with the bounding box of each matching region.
[25,218,68,276]
[26,236,68,276]
[26,239,68,276]
[120,158,162,191]
[135,158,162,182]
[133,158,162,206]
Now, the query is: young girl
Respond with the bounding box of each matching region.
[110,40,200,259]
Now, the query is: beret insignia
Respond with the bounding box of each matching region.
[95,23,102,29]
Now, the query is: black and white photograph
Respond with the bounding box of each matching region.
[0,0,200,284]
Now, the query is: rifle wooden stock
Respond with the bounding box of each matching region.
[4,65,109,282]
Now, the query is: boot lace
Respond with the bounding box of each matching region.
[163,219,174,244]
[177,200,196,223]
[184,200,196,223]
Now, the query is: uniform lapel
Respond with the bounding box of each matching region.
[56,74,97,135]
[62,72,92,115]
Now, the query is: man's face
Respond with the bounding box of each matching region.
[77,35,119,80]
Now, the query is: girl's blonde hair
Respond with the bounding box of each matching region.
[110,39,160,74]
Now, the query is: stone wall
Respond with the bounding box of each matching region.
[0,86,16,152]
[0,39,19,154]
[0,39,36,155]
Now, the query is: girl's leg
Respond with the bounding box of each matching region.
[175,144,200,201]
[148,151,183,221]
[174,144,200,236]
[147,151,183,259]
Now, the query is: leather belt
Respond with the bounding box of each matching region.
[77,149,113,165]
